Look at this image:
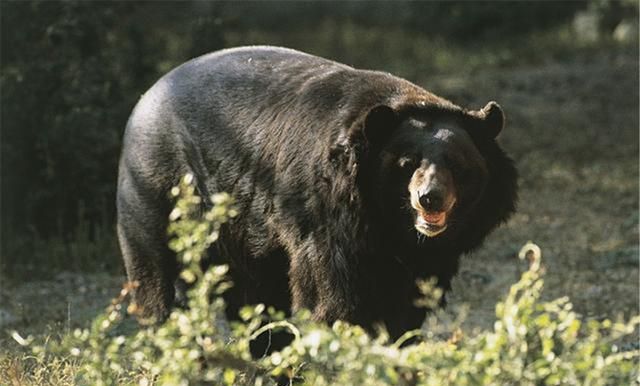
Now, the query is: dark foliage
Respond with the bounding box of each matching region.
[1,1,224,269]
[223,1,586,40]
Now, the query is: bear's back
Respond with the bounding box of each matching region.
[135,46,355,127]
[128,46,438,141]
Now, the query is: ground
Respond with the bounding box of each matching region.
[440,48,639,331]
[0,45,637,355]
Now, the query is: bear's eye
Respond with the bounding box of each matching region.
[444,155,472,182]
[397,156,416,169]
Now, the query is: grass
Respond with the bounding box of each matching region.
[0,353,80,386]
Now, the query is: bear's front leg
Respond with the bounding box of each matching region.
[288,244,359,325]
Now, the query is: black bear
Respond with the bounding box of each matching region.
[117,46,517,338]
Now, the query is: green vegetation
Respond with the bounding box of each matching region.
[3,176,637,385]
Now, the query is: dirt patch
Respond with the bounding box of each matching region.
[433,49,639,331]
[0,271,123,350]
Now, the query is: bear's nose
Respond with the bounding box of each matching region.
[419,190,445,212]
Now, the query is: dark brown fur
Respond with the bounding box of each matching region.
[117,46,517,338]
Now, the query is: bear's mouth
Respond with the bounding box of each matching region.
[415,210,448,237]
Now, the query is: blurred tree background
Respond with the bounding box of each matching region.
[1,0,637,275]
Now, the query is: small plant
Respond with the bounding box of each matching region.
[15,175,639,385]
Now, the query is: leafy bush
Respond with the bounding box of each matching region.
[16,175,639,385]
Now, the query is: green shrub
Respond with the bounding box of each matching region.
[16,175,639,385]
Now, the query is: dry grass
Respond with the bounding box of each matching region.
[0,353,80,386]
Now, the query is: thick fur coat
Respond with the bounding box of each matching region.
[117,46,517,338]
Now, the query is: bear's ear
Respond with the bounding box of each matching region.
[468,101,505,139]
[362,104,399,147]
[329,104,398,169]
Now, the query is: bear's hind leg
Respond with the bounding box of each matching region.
[117,169,179,322]
[117,215,177,322]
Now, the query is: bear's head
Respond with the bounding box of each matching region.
[333,101,516,249]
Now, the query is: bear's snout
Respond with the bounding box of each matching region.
[419,189,445,212]
[410,163,457,237]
